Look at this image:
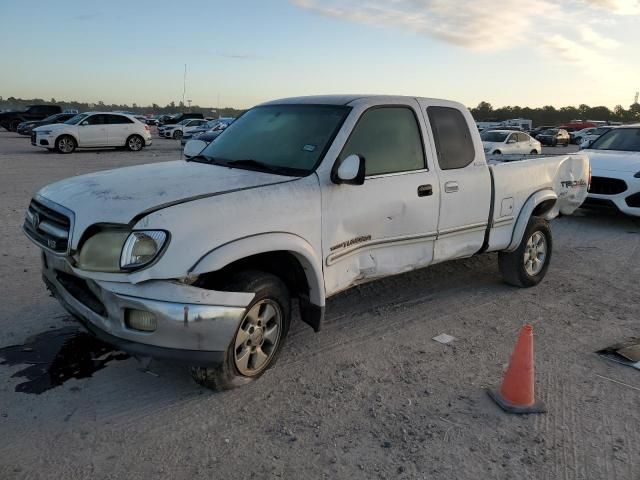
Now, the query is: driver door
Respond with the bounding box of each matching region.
[322,103,440,296]
[78,114,108,147]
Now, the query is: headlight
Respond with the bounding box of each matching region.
[77,230,130,272]
[120,231,168,269]
[77,230,167,272]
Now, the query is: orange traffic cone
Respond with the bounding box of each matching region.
[487,324,546,414]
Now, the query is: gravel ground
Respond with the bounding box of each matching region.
[0,131,639,479]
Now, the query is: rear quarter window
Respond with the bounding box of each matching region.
[427,106,475,170]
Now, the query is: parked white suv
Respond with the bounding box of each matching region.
[481,130,542,155]
[24,95,589,390]
[32,112,152,153]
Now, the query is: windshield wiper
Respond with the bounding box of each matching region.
[220,159,292,175]
[186,154,221,165]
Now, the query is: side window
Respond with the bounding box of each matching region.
[341,107,425,176]
[518,133,528,142]
[427,106,475,170]
[106,115,133,124]
[85,114,105,125]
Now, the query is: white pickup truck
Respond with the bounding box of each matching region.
[23,95,589,390]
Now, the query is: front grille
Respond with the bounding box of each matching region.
[589,176,627,195]
[56,271,106,316]
[626,192,640,208]
[23,198,71,253]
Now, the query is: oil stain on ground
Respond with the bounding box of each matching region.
[0,327,128,394]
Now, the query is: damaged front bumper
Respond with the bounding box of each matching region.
[42,253,254,365]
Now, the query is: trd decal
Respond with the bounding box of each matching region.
[561,180,587,188]
[330,235,372,252]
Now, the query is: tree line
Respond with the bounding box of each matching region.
[0,97,245,119]
[3,96,640,127]
[470,101,640,127]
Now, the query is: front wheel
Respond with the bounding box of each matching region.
[190,271,291,390]
[498,216,552,287]
[493,150,502,155]
[126,134,144,151]
[173,130,183,140]
[55,135,76,154]
[530,149,538,154]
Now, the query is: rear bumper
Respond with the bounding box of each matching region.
[42,253,252,365]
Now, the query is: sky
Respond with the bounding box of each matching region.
[1,0,639,109]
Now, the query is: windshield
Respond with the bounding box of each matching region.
[42,114,61,122]
[197,104,350,176]
[480,131,508,142]
[65,113,89,125]
[177,119,190,125]
[591,127,611,136]
[588,128,640,151]
[541,129,558,135]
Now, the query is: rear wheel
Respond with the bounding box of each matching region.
[190,271,291,391]
[126,134,144,151]
[55,135,76,154]
[493,150,502,155]
[499,216,552,287]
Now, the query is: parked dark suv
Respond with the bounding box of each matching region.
[537,129,571,147]
[16,112,77,136]
[157,112,204,126]
[0,105,62,132]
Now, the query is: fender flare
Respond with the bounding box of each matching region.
[506,189,557,252]
[189,232,325,307]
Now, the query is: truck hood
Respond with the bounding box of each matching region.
[37,160,296,241]
[583,150,640,172]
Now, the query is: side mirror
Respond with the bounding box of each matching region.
[81,121,89,126]
[507,139,516,144]
[183,139,207,158]
[331,154,365,185]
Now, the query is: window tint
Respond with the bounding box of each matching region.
[427,106,475,170]
[85,114,106,125]
[105,114,133,124]
[341,107,424,176]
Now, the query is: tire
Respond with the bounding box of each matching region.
[552,139,558,147]
[126,134,144,151]
[530,150,538,154]
[173,129,183,140]
[493,150,502,155]
[498,216,552,288]
[190,270,291,391]
[9,120,20,132]
[55,135,76,154]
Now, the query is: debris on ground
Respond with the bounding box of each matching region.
[596,338,640,370]
[432,333,456,344]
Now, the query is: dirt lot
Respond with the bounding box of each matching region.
[0,131,639,480]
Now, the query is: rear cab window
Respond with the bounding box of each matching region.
[427,106,475,170]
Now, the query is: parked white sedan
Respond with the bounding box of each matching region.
[32,112,152,153]
[481,130,542,155]
[162,119,208,139]
[582,125,640,216]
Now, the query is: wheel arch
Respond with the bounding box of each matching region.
[189,233,325,331]
[506,189,557,252]
[189,232,325,307]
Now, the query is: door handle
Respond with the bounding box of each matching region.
[444,181,459,193]
[417,184,433,197]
